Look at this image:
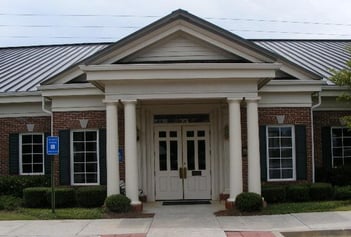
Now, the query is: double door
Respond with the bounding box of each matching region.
[155,125,211,200]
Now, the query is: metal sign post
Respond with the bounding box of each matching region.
[46,136,59,214]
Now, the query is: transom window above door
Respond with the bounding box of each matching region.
[154,114,209,124]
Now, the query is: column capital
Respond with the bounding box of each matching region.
[245,97,261,102]
[227,97,243,103]
[121,99,137,105]
[103,100,119,105]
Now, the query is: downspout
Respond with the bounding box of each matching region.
[42,97,53,136]
[311,92,322,183]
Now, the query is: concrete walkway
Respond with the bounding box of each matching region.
[0,202,351,237]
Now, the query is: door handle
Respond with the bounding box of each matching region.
[179,167,187,179]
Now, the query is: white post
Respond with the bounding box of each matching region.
[246,98,261,194]
[106,102,120,196]
[227,98,243,202]
[123,100,141,205]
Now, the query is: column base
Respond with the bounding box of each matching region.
[225,199,235,210]
[219,193,230,201]
[131,202,143,212]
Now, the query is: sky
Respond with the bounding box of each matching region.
[1,0,351,47]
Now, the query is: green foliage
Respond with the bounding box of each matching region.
[287,184,310,202]
[0,176,50,197]
[76,186,107,207]
[46,187,76,208]
[105,194,131,213]
[23,187,50,208]
[0,195,22,210]
[310,183,333,201]
[235,192,263,212]
[334,186,351,200]
[262,185,286,203]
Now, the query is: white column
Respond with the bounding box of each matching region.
[227,98,243,202]
[123,100,141,205]
[106,102,120,196]
[246,98,261,194]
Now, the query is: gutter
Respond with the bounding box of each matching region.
[42,97,53,136]
[311,92,322,183]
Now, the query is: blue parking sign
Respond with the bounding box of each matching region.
[47,136,59,155]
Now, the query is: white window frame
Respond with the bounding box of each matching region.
[331,126,351,168]
[266,125,296,181]
[19,133,45,175]
[70,129,100,186]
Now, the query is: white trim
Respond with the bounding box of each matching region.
[266,125,296,182]
[70,129,100,186]
[0,113,50,118]
[19,133,45,175]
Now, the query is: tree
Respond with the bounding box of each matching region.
[330,48,351,127]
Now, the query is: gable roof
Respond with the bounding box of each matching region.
[0,10,350,93]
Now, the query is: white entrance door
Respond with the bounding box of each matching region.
[155,125,211,200]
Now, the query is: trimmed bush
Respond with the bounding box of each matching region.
[235,192,263,212]
[310,183,333,201]
[76,186,107,207]
[334,186,351,200]
[105,194,131,213]
[23,187,49,207]
[262,185,286,203]
[0,195,22,210]
[287,184,310,202]
[0,175,50,197]
[47,187,76,208]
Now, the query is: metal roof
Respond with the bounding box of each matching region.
[0,40,350,93]
[0,43,109,92]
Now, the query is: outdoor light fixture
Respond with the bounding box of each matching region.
[26,124,35,132]
[276,115,285,124]
[79,119,89,129]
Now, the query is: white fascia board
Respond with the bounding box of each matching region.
[320,85,349,97]
[0,91,42,104]
[260,80,324,92]
[81,63,281,81]
[40,83,103,97]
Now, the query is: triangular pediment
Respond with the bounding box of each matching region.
[119,32,249,63]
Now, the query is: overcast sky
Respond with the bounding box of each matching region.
[1,0,351,47]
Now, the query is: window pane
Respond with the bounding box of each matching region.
[22,135,32,143]
[343,128,351,137]
[282,169,293,179]
[269,148,280,158]
[269,159,281,168]
[22,154,32,163]
[281,148,292,157]
[332,128,342,137]
[159,131,166,138]
[269,138,280,147]
[333,138,343,147]
[344,148,351,157]
[187,131,194,137]
[269,169,281,179]
[33,164,43,173]
[170,141,178,171]
[281,159,293,168]
[86,131,97,141]
[333,148,342,157]
[73,132,84,141]
[74,163,85,172]
[22,164,32,173]
[86,174,97,183]
[33,145,43,153]
[197,130,205,137]
[268,127,280,137]
[86,153,97,162]
[170,131,177,138]
[33,154,43,163]
[344,138,351,146]
[86,163,97,172]
[74,153,85,162]
[22,145,32,153]
[74,174,85,183]
[280,127,292,137]
[187,140,195,170]
[159,141,167,171]
[32,135,42,143]
[281,138,292,147]
[334,158,343,167]
[74,142,84,152]
[198,140,206,170]
[85,142,97,152]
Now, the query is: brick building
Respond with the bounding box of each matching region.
[0,10,350,209]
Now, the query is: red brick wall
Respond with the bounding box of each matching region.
[313,111,351,167]
[0,116,50,175]
[258,107,313,182]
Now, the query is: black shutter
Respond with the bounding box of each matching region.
[295,125,307,180]
[99,129,107,185]
[321,127,332,170]
[9,133,19,175]
[44,133,51,175]
[59,130,71,185]
[259,126,267,181]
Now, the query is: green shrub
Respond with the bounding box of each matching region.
[310,183,333,201]
[23,187,49,208]
[262,185,286,203]
[76,186,107,207]
[0,175,50,197]
[235,192,263,212]
[287,184,310,202]
[105,194,131,213]
[334,186,351,200]
[0,195,22,210]
[47,187,76,208]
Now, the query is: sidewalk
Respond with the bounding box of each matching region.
[0,202,351,237]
